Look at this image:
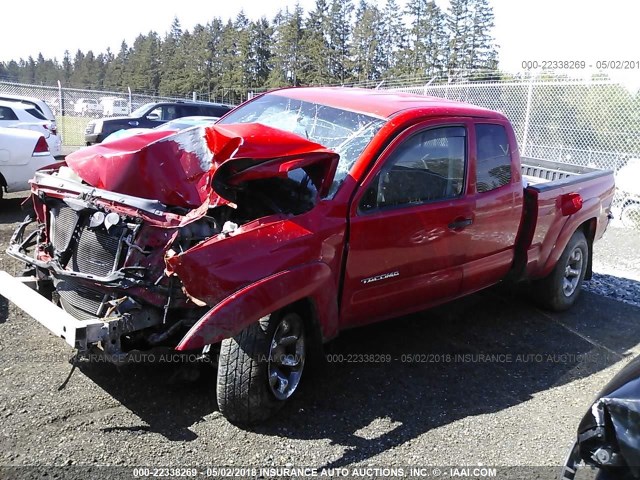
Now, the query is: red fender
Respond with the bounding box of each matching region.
[540,197,600,277]
[175,262,338,351]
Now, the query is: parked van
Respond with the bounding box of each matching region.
[100,97,129,116]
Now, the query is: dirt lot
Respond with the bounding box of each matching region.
[1,191,639,478]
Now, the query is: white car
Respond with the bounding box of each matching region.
[0,100,61,157]
[0,94,56,122]
[73,98,102,116]
[0,127,55,198]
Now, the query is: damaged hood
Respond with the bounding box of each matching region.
[65,123,339,208]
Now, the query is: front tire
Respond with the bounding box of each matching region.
[533,230,589,312]
[216,311,306,425]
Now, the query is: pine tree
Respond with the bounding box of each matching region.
[327,0,354,83]
[250,17,273,87]
[350,0,384,82]
[104,41,128,90]
[405,0,447,78]
[207,18,225,98]
[235,11,253,89]
[380,0,406,77]
[300,0,332,85]
[267,6,304,87]
[446,0,471,77]
[159,17,184,95]
[446,0,498,77]
[468,0,498,71]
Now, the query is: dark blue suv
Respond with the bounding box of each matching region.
[84,100,233,145]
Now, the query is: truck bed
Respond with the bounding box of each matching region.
[517,156,615,281]
[521,157,611,190]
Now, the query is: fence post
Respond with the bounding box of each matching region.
[521,79,534,156]
[128,86,132,114]
[57,80,64,146]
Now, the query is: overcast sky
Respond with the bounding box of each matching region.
[1,0,638,89]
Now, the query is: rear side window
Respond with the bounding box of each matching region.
[360,126,466,211]
[198,105,229,116]
[0,106,18,120]
[475,124,512,192]
[26,108,47,120]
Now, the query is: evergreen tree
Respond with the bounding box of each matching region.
[62,50,73,84]
[5,61,21,82]
[327,0,354,83]
[380,0,406,77]
[207,18,226,96]
[250,17,273,87]
[104,41,128,90]
[235,11,253,89]
[0,2,500,94]
[446,0,472,76]
[350,0,384,82]
[128,33,160,94]
[300,0,332,85]
[267,5,304,87]
[159,17,184,95]
[69,50,86,86]
[405,0,447,77]
[468,0,498,71]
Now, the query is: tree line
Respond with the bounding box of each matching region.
[0,0,498,101]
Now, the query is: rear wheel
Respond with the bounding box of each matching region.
[216,311,306,425]
[533,230,589,312]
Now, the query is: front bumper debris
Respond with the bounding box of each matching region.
[0,270,118,352]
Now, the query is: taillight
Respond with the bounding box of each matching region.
[32,136,50,156]
[561,192,583,216]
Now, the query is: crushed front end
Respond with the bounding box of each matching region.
[2,123,338,362]
[5,171,223,360]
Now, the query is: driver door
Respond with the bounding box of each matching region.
[340,119,475,328]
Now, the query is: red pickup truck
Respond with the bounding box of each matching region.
[0,87,615,424]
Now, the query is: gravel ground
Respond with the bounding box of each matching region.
[0,191,639,479]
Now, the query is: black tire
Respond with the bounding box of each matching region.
[216,311,306,425]
[533,230,589,312]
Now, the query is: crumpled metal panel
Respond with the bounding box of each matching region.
[65,123,339,209]
[577,355,640,475]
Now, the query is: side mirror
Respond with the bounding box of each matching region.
[146,113,160,121]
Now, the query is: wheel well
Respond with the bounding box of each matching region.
[580,218,597,280]
[281,298,325,366]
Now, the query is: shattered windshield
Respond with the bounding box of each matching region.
[219,93,386,197]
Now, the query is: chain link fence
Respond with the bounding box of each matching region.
[0,81,200,150]
[386,78,640,228]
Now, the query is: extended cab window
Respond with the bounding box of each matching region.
[360,126,466,211]
[475,124,511,192]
